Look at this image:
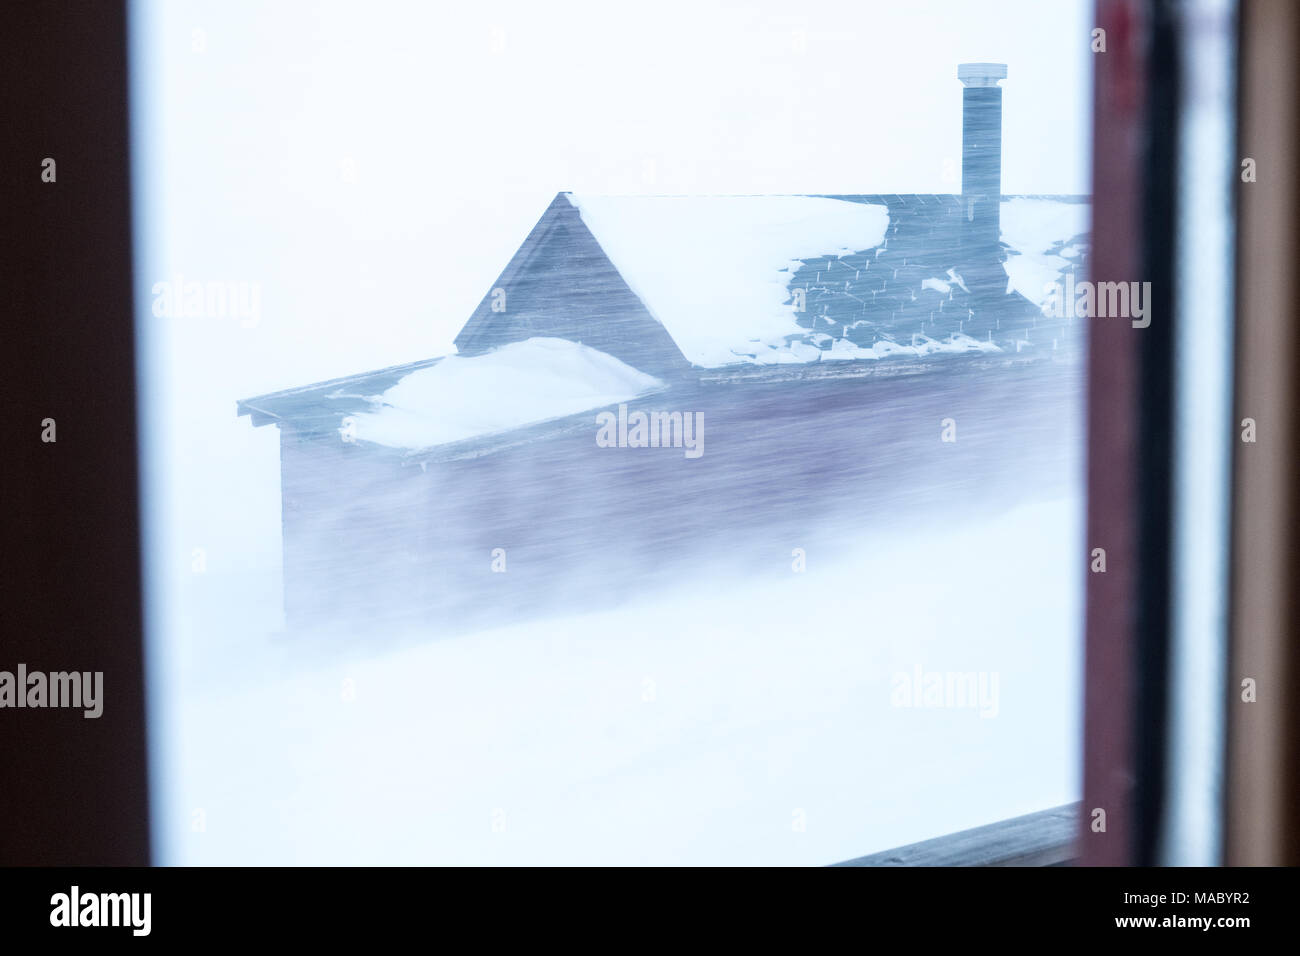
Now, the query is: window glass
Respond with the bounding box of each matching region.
[131,0,1093,864]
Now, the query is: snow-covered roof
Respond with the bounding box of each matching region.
[565,194,891,368]
[240,191,1090,436]
[345,337,662,451]
[1000,197,1091,308]
[560,192,1088,369]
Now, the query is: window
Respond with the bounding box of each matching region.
[128,0,1094,866]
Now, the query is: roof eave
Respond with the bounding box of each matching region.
[235,355,447,428]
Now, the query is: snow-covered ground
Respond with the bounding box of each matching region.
[168,493,1081,866]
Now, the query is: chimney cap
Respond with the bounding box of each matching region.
[958,63,1007,87]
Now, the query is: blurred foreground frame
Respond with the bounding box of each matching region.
[1,0,149,864]
[1226,0,1300,866]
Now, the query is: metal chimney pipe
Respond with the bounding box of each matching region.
[958,63,1008,296]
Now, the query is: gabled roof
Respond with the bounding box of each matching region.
[239,190,1089,438]
[452,193,692,380]
[455,191,1089,371]
[562,193,892,368]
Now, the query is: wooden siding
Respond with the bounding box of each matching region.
[277,352,1083,637]
[453,193,693,380]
